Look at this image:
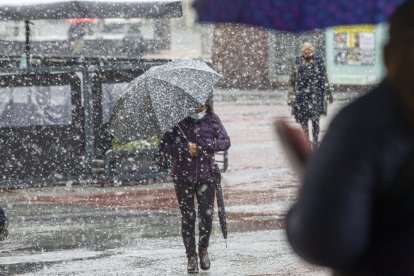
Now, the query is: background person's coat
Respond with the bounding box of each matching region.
[289,55,330,121]
[159,112,230,183]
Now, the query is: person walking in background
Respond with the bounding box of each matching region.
[288,42,332,149]
[159,103,230,273]
[284,1,414,274]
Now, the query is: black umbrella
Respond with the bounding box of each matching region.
[108,59,221,144]
[214,164,227,243]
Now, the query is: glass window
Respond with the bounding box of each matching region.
[102,82,129,123]
[0,85,72,127]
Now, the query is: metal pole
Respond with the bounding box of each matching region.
[24,20,31,68]
[83,69,95,175]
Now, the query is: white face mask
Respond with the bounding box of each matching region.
[190,110,206,120]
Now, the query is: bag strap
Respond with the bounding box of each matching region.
[177,124,188,141]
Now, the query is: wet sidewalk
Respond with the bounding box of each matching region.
[0,91,349,275]
[0,183,325,275]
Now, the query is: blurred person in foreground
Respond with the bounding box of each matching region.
[283,1,414,275]
[159,102,230,273]
[288,42,333,149]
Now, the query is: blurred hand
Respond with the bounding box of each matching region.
[188,142,200,157]
[276,119,312,170]
[285,120,311,161]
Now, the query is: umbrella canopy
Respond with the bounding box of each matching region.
[108,60,221,144]
[0,0,182,21]
[193,0,404,32]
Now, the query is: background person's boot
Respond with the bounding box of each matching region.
[187,255,199,273]
[312,140,319,150]
[198,247,210,270]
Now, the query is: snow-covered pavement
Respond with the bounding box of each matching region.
[0,89,351,275]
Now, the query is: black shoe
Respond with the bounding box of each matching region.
[199,248,210,270]
[187,255,199,273]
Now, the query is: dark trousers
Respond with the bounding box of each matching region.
[0,206,6,228]
[301,118,320,145]
[174,181,215,258]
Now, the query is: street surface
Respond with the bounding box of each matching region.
[0,89,354,275]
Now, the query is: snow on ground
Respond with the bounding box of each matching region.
[0,90,349,275]
[23,230,327,276]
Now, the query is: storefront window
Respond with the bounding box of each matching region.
[333,25,375,65]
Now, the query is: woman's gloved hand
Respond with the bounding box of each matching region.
[188,142,200,157]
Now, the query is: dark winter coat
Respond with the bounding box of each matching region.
[286,80,414,275]
[159,112,230,184]
[289,55,329,122]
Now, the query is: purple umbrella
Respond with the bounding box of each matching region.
[193,0,405,32]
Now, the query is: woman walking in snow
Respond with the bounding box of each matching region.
[159,102,230,273]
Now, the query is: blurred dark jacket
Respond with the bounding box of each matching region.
[286,80,414,275]
[159,112,230,183]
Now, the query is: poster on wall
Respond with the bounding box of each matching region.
[333,25,375,65]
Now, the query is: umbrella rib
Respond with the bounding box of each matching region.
[150,75,207,104]
[149,75,213,105]
[145,76,205,134]
[150,77,187,95]
[147,77,195,134]
[145,78,162,134]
